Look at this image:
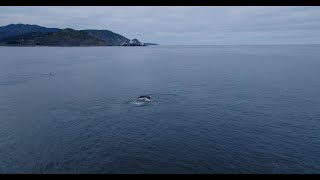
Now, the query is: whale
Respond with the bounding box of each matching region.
[137,95,151,101]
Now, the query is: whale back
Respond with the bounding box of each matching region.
[138,95,151,100]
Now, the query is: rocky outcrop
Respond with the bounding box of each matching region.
[120,39,145,46]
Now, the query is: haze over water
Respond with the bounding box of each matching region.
[0,45,320,173]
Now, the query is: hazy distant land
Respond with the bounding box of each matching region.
[0,24,158,46]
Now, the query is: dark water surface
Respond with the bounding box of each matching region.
[0,45,320,173]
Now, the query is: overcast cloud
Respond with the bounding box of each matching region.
[1,6,320,45]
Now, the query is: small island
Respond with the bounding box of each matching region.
[120,39,145,46]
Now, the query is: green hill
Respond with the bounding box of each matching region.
[84,30,130,46]
[0,24,158,46]
[1,28,107,46]
[0,24,60,41]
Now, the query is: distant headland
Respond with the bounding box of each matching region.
[0,24,158,46]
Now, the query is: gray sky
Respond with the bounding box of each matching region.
[1,6,320,45]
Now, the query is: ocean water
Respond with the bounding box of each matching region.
[0,45,320,173]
